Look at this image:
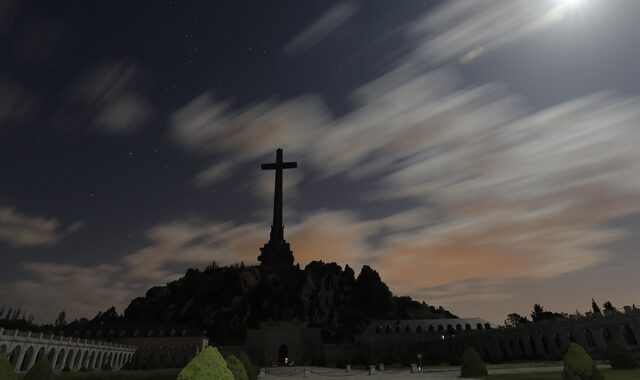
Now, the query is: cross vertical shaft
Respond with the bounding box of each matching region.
[261,148,297,243]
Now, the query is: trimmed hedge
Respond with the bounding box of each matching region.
[0,354,18,380]
[460,347,487,378]
[562,343,604,380]
[24,358,55,380]
[177,347,233,380]
[226,355,249,380]
[607,340,639,369]
[237,352,256,380]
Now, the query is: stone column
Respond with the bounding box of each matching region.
[369,365,375,375]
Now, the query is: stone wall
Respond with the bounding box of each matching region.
[0,328,135,373]
[113,335,208,370]
[351,313,640,365]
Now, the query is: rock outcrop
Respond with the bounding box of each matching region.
[118,261,456,344]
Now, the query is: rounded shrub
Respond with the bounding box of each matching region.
[23,358,55,380]
[226,355,249,380]
[177,346,234,380]
[607,340,639,369]
[460,347,487,378]
[238,352,257,380]
[562,343,604,380]
[0,353,18,380]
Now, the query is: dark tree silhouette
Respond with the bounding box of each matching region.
[591,298,602,316]
[504,313,529,327]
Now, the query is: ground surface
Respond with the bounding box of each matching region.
[484,368,640,380]
[261,363,619,379]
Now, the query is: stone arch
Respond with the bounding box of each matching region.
[80,350,89,369]
[87,351,96,369]
[529,336,538,357]
[404,325,411,333]
[9,345,22,370]
[95,351,103,369]
[456,324,462,331]
[554,333,564,353]
[0,344,7,357]
[437,325,444,332]
[602,327,613,343]
[540,335,550,355]
[73,349,82,369]
[20,346,35,371]
[465,323,472,331]
[508,338,516,353]
[484,323,491,330]
[46,347,56,362]
[476,323,484,330]
[34,347,46,365]
[499,338,511,360]
[64,349,74,370]
[621,325,638,346]
[568,330,576,343]
[585,329,597,348]
[518,337,526,357]
[426,325,432,332]
[55,348,66,370]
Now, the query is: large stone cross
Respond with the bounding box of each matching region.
[261,148,297,243]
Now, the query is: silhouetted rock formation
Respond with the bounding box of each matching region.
[120,261,456,344]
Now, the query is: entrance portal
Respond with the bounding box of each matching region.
[278,344,288,365]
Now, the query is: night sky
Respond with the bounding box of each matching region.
[2,0,640,324]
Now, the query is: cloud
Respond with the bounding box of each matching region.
[0,206,82,247]
[167,0,640,314]
[60,60,153,134]
[408,0,572,64]
[0,81,38,129]
[0,209,381,321]
[283,1,359,55]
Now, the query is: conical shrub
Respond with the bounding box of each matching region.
[607,340,639,369]
[238,352,257,380]
[177,347,234,380]
[460,347,487,378]
[0,354,18,380]
[226,355,249,380]
[562,343,604,380]
[23,358,55,380]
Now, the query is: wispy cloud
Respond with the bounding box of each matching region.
[0,206,82,247]
[59,59,153,135]
[167,0,640,319]
[0,81,38,129]
[283,1,359,55]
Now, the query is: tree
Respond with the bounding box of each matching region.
[504,313,529,327]
[23,359,55,380]
[238,352,257,380]
[460,347,487,378]
[562,343,604,380]
[226,355,249,380]
[531,304,545,322]
[55,311,67,328]
[0,353,18,380]
[591,299,602,316]
[177,347,234,380]
[603,301,616,313]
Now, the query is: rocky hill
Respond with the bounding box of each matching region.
[116,261,456,344]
